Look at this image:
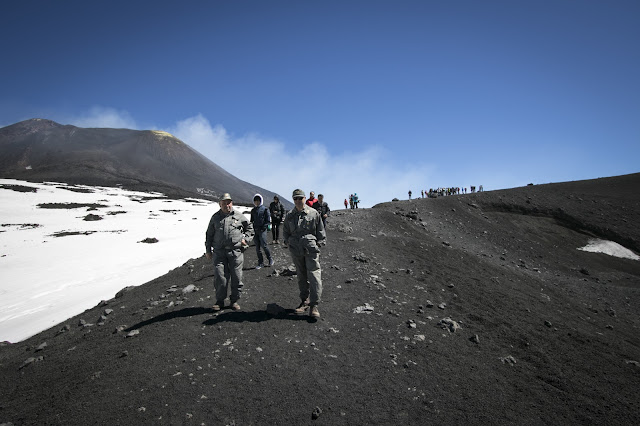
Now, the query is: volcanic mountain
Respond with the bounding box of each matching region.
[1,173,639,424]
[0,118,289,205]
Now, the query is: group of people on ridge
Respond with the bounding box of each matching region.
[205,189,327,319]
[344,193,359,209]
[408,186,485,199]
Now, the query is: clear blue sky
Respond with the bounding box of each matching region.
[2,0,639,208]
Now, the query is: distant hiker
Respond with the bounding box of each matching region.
[251,194,273,269]
[353,193,359,208]
[344,198,348,209]
[314,193,330,228]
[421,190,424,198]
[205,193,253,312]
[269,195,285,244]
[479,185,484,192]
[408,190,412,200]
[306,191,318,208]
[283,189,326,318]
[349,194,354,209]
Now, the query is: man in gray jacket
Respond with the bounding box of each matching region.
[205,193,253,311]
[283,189,326,318]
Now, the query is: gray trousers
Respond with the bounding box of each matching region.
[290,251,322,306]
[213,249,244,303]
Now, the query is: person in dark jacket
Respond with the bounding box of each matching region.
[250,193,273,269]
[269,195,286,244]
[313,193,330,228]
[205,192,253,311]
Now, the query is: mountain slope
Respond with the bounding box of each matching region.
[0,173,639,424]
[0,118,290,206]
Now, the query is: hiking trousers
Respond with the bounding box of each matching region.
[254,229,272,265]
[213,248,244,303]
[289,251,322,306]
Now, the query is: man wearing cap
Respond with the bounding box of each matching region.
[283,189,326,318]
[205,193,253,311]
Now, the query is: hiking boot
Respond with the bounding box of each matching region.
[294,299,310,314]
[309,306,320,318]
[212,301,224,311]
[230,302,241,311]
[268,258,275,267]
[256,264,263,270]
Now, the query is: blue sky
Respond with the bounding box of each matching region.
[1,0,639,208]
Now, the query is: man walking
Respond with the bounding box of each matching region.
[251,193,274,269]
[314,193,330,228]
[283,189,326,318]
[205,193,253,311]
[269,195,285,244]
[306,191,318,208]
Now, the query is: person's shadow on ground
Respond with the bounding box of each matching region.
[125,306,316,331]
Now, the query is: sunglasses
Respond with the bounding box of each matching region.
[293,196,304,201]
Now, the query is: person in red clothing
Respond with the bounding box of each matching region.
[306,191,318,207]
[344,198,348,209]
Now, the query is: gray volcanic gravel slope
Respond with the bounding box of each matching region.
[1,174,639,425]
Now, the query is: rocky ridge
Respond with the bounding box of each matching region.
[0,173,639,425]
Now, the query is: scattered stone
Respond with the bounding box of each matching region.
[328,327,340,333]
[19,356,43,370]
[439,317,461,332]
[56,324,71,335]
[352,251,370,263]
[139,237,158,244]
[78,319,86,326]
[625,360,639,367]
[544,321,552,328]
[438,303,446,310]
[120,351,129,358]
[336,223,353,233]
[103,308,114,316]
[442,241,451,247]
[182,284,198,294]
[425,300,434,308]
[580,268,590,276]
[277,265,297,276]
[353,303,374,314]
[126,330,140,338]
[83,214,102,221]
[469,334,480,344]
[35,342,47,352]
[407,320,417,329]
[500,355,517,365]
[414,334,426,342]
[312,406,322,420]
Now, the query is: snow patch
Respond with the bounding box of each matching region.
[0,179,251,343]
[578,239,639,261]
